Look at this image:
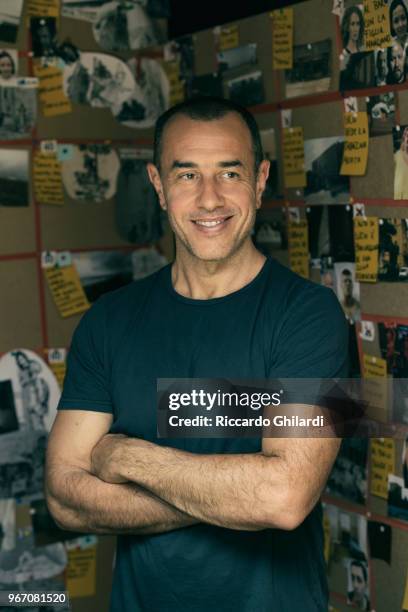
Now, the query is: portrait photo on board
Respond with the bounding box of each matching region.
[393,126,408,199]
[0,0,24,44]
[0,49,18,82]
[0,149,29,207]
[0,80,37,140]
[226,70,265,107]
[217,43,257,74]
[285,39,331,99]
[326,438,368,505]
[346,559,370,611]
[334,262,361,323]
[367,92,396,136]
[378,217,408,280]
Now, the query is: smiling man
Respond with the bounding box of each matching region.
[45,97,348,612]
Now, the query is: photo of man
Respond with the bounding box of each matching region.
[347,559,370,611]
[334,262,361,322]
[394,126,408,199]
[387,41,406,84]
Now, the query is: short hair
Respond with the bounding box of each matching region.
[376,49,386,72]
[341,5,364,49]
[350,560,367,583]
[390,0,408,37]
[153,96,264,172]
[0,50,15,74]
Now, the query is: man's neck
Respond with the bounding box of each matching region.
[171,244,266,300]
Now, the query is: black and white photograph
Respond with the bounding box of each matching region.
[116,149,164,244]
[0,430,48,501]
[72,251,134,302]
[0,380,18,435]
[285,39,331,99]
[226,70,265,107]
[0,149,29,207]
[341,4,365,55]
[30,17,58,58]
[0,498,15,551]
[61,143,120,202]
[115,57,169,128]
[334,262,361,323]
[164,35,195,97]
[217,43,257,74]
[259,127,280,201]
[0,541,67,590]
[324,504,368,567]
[326,438,368,505]
[393,127,408,200]
[307,205,355,261]
[0,0,24,44]
[346,558,371,611]
[339,51,376,91]
[253,208,287,256]
[0,49,18,82]
[304,136,350,205]
[367,92,396,136]
[378,218,408,280]
[387,474,408,522]
[0,79,38,140]
[191,73,223,98]
[62,49,136,115]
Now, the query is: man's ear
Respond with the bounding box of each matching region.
[147,162,166,210]
[255,159,270,209]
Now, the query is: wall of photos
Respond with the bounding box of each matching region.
[0,0,407,610]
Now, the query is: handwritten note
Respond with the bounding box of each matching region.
[402,569,408,611]
[362,354,388,420]
[340,112,369,175]
[44,265,90,318]
[353,217,379,282]
[370,438,395,499]
[66,545,97,598]
[283,127,306,188]
[33,61,72,117]
[288,220,309,279]
[271,8,294,69]
[217,25,239,51]
[162,61,185,106]
[363,0,392,51]
[27,0,60,18]
[33,151,64,205]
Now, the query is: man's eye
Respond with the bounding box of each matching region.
[223,171,239,179]
[180,173,196,180]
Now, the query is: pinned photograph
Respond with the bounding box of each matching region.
[191,73,223,98]
[367,92,395,136]
[374,48,388,86]
[387,473,408,521]
[226,70,265,107]
[259,128,280,201]
[115,57,169,129]
[346,558,370,611]
[0,499,15,551]
[334,262,361,322]
[0,79,38,140]
[378,217,408,280]
[217,43,257,73]
[341,4,365,55]
[0,380,18,434]
[0,49,18,82]
[385,40,406,85]
[0,541,67,589]
[0,149,29,207]
[30,17,58,58]
[389,0,408,49]
[324,505,368,566]
[339,51,375,90]
[62,143,120,202]
[116,149,164,244]
[164,35,195,96]
[253,208,287,256]
[304,136,350,205]
[72,251,134,302]
[326,438,368,504]
[307,205,356,262]
[0,0,24,44]
[285,40,331,99]
[393,127,408,199]
[0,430,48,501]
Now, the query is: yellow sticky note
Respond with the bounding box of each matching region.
[162,61,185,106]
[362,354,388,421]
[288,220,309,279]
[363,0,392,51]
[402,568,408,611]
[66,545,96,598]
[27,0,60,18]
[45,265,90,318]
[271,8,294,69]
[33,151,64,205]
[353,217,379,282]
[33,61,72,118]
[340,112,369,176]
[283,127,306,188]
[323,511,331,565]
[218,25,239,51]
[370,438,395,499]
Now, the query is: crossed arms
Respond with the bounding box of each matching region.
[45,409,340,535]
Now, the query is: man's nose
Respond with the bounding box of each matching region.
[197,176,223,211]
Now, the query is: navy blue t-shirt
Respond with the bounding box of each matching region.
[58,256,348,612]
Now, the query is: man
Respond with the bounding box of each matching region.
[45,97,348,611]
[347,560,370,611]
[339,268,360,323]
[387,41,405,84]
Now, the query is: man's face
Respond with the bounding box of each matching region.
[342,273,353,297]
[148,113,269,263]
[390,43,405,81]
[351,565,366,600]
[378,52,387,77]
[0,56,13,79]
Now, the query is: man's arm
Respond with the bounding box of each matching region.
[45,410,198,535]
[91,415,340,532]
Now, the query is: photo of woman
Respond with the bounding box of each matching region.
[341,5,364,55]
[389,0,408,48]
[0,50,16,81]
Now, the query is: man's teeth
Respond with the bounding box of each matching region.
[195,219,225,227]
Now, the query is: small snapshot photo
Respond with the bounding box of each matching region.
[393,126,408,199]
[259,128,280,201]
[0,0,24,44]
[0,49,18,82]
[346,559,370,611]
[0,541,67,588]
[217,43,257,73]
[0,80,37,140]
[339,50,376,90]
[304,136,350,205]
[0,380,19,434]
[72,251,134,302]
[387,474,408,522]
[0,149,29,207]
[30,17,58,58]
[285,39,331,99]
[0,498,15,551]
[253,208,287,256]
[334,262,361,323]
[367,92,396,136]
[378,217,408,280]
[226,70,265,107]
[61,144,120,202]
[326,438,368,505]
[341,4,365,55]
[324,504,368,567]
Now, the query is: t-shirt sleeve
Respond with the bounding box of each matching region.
[271,283,349,379]
[58,297,113,413]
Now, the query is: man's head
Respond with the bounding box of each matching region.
[147,97,269,263]
[350,560,368,601]
[376,49,387,79]
[341,268,354,298]
[388,42,405,83]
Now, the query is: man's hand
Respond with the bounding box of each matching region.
[91,433,132,483]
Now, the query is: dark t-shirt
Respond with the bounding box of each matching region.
[58,256,349,612]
